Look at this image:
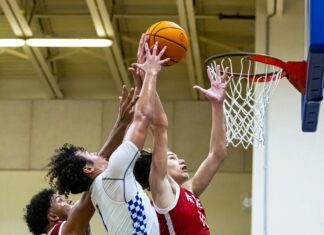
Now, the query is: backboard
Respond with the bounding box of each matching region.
[302,0,324,131]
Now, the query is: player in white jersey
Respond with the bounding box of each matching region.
[47,39,169,234]
[25,87,137,235]
[90,141,158,234]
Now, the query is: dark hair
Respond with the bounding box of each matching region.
[24,188,55,234]
[47,143,92,195]
[134,150,152,190]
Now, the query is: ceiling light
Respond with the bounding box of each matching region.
[0,39,25,47]
[26,38,113,47]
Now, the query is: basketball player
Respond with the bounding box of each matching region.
[24,86,137,235]
[46,41,169,234]
[133,35,230,234]
[24,188,93,235]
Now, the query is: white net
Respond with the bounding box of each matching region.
[207,55,283,149]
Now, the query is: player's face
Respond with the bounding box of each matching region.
[49,193,73,221]
[77,150,108,172]
[167,151,189,184]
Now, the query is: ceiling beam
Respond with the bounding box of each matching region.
[0,48,28,59]
[86,0,130,90]
[96,0,130,88]
[2,13,254,20]
[184,0,205,99]
[113,14,178,20]
[176,0,199,99]
[0,0,63,98]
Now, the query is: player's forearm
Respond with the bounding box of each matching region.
[151,127,168,178]
[65,192,95,235]
[209,103,227,161]
[98,120,129,160]
[134,70,157,121]
[151,92,168,128]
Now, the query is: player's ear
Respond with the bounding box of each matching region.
[47,211,59,223]
[83,163,94,174]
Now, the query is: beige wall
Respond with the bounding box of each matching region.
[0,100,251,171]
[0,100,251,234]
[253,0,324,235]
[200,173,252,235]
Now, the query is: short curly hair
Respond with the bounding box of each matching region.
[24,188,54,234]
[47,143,93,195]
[134,150,152,190]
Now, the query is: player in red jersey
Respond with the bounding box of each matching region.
[132,35,230,234]
[25,188,94,235]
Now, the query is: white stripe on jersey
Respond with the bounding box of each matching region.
[164,213,176,235]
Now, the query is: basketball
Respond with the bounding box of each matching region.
[145,21,189,66]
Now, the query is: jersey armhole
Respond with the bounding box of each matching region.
[153,183,180,214]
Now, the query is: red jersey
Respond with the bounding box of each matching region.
[154,185,210,235]
[47,221,65,235]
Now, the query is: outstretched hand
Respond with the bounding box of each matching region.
[128,34,148,92]
[137,33,147,65]
[117,85,139,125]
[193,65,231,104]
[128,64,142,95]
[131,41,169,75]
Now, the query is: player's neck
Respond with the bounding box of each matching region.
[89,169,102,180]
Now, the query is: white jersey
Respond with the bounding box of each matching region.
[91,141,159,235]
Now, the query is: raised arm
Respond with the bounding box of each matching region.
[99,34,144,165]
[188,65,230,197]
[98,86,138,160]
[128,33,147,96]
[123,42,169,149]
[149,92,177,209]
[130,35,176,207]
[61,191,95,235]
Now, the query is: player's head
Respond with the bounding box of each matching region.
[134,149,152,190]
[47,143,107,195]
[134,150,189,189]
[24,188,73,234]
[166,151,189,184]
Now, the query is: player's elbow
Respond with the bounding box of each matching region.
[134,109,154,123]
[211,144,227,162]
[152,118,168,129]
[219,147,228,162]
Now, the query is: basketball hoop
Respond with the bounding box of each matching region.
[206,52,307,149]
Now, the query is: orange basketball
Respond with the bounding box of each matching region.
[145,21,189,66]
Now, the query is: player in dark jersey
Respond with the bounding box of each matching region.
[132,36,230,234]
